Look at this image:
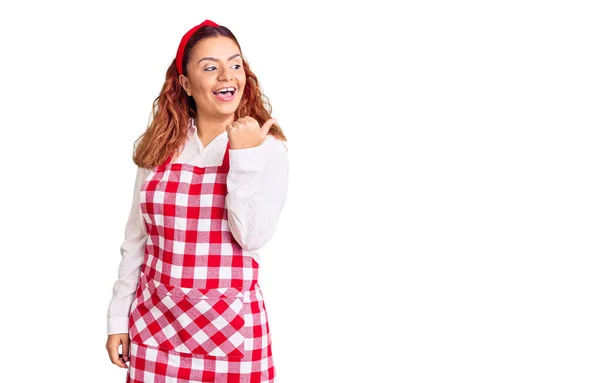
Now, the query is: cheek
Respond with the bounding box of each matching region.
[192,78,213,95]
[237,76,247,92]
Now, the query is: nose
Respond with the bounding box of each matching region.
[217,66,234,82]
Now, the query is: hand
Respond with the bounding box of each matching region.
[226,116,277,149]
[106,333,130,369]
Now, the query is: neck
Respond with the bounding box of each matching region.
[195,115,235,141]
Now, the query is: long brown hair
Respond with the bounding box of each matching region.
[132,24,287,169]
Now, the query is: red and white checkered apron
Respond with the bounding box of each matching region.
[127,141,276,382]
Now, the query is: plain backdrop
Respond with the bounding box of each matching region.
[0,0,599,382]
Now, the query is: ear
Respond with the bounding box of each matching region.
[178,75,192,96]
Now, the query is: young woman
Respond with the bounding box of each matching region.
[105,20,288,382]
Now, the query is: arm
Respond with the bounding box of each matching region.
[226,135,289,251]
[106,166,150,335]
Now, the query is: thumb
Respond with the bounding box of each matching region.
[260,118,277,139]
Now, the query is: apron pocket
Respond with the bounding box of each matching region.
[128,276,247,359]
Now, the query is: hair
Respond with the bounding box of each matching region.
[132,24,287,169]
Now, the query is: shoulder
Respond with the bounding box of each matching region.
[263,134,288,155]
[136,166,152,180]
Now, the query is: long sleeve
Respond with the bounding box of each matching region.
[226,135,289,251]
[106,166,150,335]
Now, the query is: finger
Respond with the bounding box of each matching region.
[248,117,260,130]
[107,339,127,368]
[239,116,255,125]
[122,337,130,363]
[239,117,258,132]
[260,118,277,138]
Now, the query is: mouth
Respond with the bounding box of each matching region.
[212,87,237,102]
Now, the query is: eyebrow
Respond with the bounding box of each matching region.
[198,53,242,64]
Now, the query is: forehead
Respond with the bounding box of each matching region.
[190,36,240,60]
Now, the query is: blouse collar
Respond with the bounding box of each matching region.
[187,117,228,140]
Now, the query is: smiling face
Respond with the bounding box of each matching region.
[179,36,246,119]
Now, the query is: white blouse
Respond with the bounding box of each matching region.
[106,118,289,335]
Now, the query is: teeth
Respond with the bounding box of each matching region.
[216,87,235,93]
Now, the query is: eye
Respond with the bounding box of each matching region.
[204,64,242,72]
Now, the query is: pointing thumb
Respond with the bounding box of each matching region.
[260,118,277,138]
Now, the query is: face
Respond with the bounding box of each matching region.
[179,36,246,119]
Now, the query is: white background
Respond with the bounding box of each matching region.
[1,0,599,382]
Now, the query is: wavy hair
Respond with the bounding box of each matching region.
[132,24,287,169]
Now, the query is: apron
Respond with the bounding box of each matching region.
[126,141,276,382]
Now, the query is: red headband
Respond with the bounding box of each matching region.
[176,19,220,76]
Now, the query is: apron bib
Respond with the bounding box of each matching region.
[128,141,264,363]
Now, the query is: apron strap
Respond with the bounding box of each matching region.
[158,153,173,169]
[158,142,183,169]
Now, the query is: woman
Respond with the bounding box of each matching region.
[105,19,288,382]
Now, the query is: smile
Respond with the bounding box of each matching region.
[212,87,237,102]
